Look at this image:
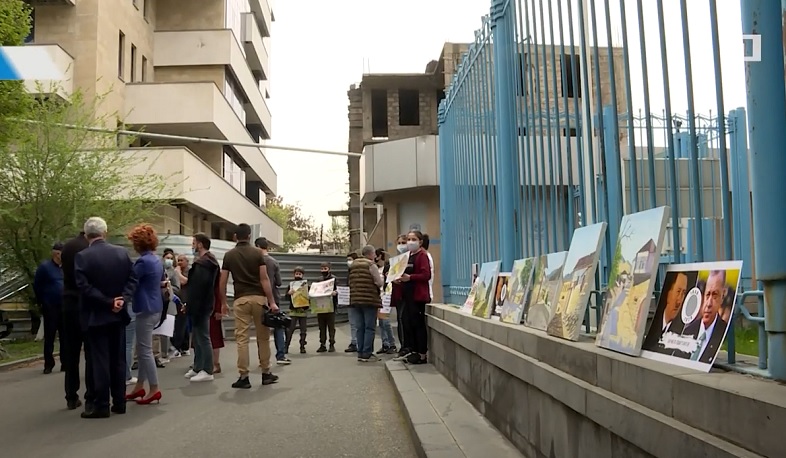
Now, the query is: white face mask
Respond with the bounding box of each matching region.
[164,259,173,268]
[406,241,419,252]
[396,244,407,254]
[347,260,353,267]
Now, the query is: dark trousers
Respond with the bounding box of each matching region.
[286,316,308,349]
[42,305,62,369]
[317,312,336,346]
[172,312,190,352]
[62,296,94,404]
[190,312,213,374]
[395,301,408,351]
[86,322,126,410]
[403,301,428,355]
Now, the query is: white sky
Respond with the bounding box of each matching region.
[266,0,748,228]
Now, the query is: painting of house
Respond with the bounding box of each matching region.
[500,258,536,324]
[547,222,607,341]
[523,251,568,330]
[470,261,501,318]
[596,207,669,356]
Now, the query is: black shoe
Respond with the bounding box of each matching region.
[81,409,110,419]
[328,345,336,352]
[386,346,398,355]
[111,404,126,415]
[376,346,389,355]
[316,345,327,353]
[345,344,358,353]
[155,358,166,368]
[60,365,65,372]
[43,367,53,375]
[131,361,139,370]
[66,399,83,410]
[405,353,427,365]
[300,347,306,354]
[231,377,252,389]
[262,372,279,385]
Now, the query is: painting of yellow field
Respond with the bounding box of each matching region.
[499,258,536,324]
[547,222,607,341]
[596,207,670,356]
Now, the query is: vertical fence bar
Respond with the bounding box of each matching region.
[566,0,588,228]
[576,0,597,225]
[523,1,541,254]
[438,102,450,302]
[546,0,564,249]
[708,0,733,262]
[617,0,638,213]
[679,0,705,262]
[491,0,518,271]
[515,3,535,257]
[538,0,558,250]
[740,0,786,381]
[557,0,577,243]
[589,0,609,231]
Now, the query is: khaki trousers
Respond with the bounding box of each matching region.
[233,295,271,376]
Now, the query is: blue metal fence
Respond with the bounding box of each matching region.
[437,0,783,379]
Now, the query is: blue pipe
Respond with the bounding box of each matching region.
[740,0,786,381]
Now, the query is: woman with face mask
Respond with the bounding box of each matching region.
[392,232,431,364]
[390,235,409,358]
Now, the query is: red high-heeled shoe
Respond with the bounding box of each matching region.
[136,391,162,405]
[125,389,145,400]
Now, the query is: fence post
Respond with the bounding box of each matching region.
[728,108,753,290]
[438,101,451,304]
[740,0,786,380]
[490,0,520,271]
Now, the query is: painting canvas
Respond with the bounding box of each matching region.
[387,253,409,283]
[461,277,479,313]
[470,261,501,318]
[641,261,742,372]
[596,207,670,355]
[310,296,334,314]
[290,280,310,308]
[523,252,568,330]
[500,258,536,324]
[309,278,335,297]
[546,222,607,341]
[492,273,510,316]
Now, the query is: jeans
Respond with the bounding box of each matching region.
[125,315,136,380]
[379,318,395,348]
[353,306,378,357]
[274,327,287,360]
[191,312,213,373]
[135,312,159,386]
[348,307,360,347]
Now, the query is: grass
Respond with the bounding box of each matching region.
[722,324,760,357]
[0,339,56,364]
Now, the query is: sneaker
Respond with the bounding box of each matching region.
[358,354,380,363]
[170,350,181,359]
[405,353,427,365]
[393,352,413,362]
[126,377,138,386]
[345,344,358,353]
[276,358,292,366]
[376,346,389,355]
[182,350,191,356]
[386,346,398,355]
[184,369,197,379]
[261,372,279,385]
[316,345,327,353]
[328,345,336,353]
[155,358,166,368]
[300,347,306,354]
[231,377,252,389]
[190,371,214,382]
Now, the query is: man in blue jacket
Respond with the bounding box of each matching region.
[33,242,64,374]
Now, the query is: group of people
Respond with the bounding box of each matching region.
[33,215,435,419]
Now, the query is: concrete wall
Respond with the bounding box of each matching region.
[427,304,783,458]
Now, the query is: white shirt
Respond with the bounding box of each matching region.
[697,317,717,358]
[426,251,434,300]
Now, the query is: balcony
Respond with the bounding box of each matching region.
[360,135,440,203]
[123,147,283,246]
[241,13,269,80]
[21,44,74,100]
[153,29,272,137]
[124,81,277,195]
[26,0,76,5]
[249,0,274,37]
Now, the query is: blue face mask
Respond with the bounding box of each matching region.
[397,244,407,254]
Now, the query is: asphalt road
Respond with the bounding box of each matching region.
[0,324,416,458]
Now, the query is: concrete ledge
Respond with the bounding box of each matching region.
[428,304,780,458]
[385,360,523,458]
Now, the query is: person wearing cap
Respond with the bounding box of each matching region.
[33,242,65,374]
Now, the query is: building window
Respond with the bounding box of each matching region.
[225,0,251,47]
[371,89,388,138]
[141,56,148,81]
[118,31,125,81]
[222,148,246,193]
[562,127,578,137]
[398,89,420,126]
[24,8,35,44]
[224,75,247,124]
[143,0,150,20]
[130,45,137,82]
[561,54,581,99]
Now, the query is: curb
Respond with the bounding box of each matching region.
[384,360,429,458]
[0,351,58,372]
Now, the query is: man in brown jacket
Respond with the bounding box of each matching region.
[348,245,384,362]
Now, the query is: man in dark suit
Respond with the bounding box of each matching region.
[74,217,137,418]
[643,272,689,354]
[60,231,92,411]
[683,270,728,364]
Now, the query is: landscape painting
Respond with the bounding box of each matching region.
[596,207,670,356]
[641,261,742,372]
[470,261,502,318]
[461,277,479,313]
[547,222,607,341]
[500,258,536,324]
[523,252,568,330]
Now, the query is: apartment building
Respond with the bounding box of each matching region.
[23,0,283,245]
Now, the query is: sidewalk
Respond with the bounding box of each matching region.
[0,324,416,457]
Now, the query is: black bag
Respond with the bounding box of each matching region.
[263,310,292,329]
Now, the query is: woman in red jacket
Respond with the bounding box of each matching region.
[396,230,432,365]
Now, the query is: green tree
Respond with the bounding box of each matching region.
[324,216,350,253]
[0,89,168,306]
[265,195,318,252]
[0,1,33,144]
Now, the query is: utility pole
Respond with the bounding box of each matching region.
[319,224,324,253]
